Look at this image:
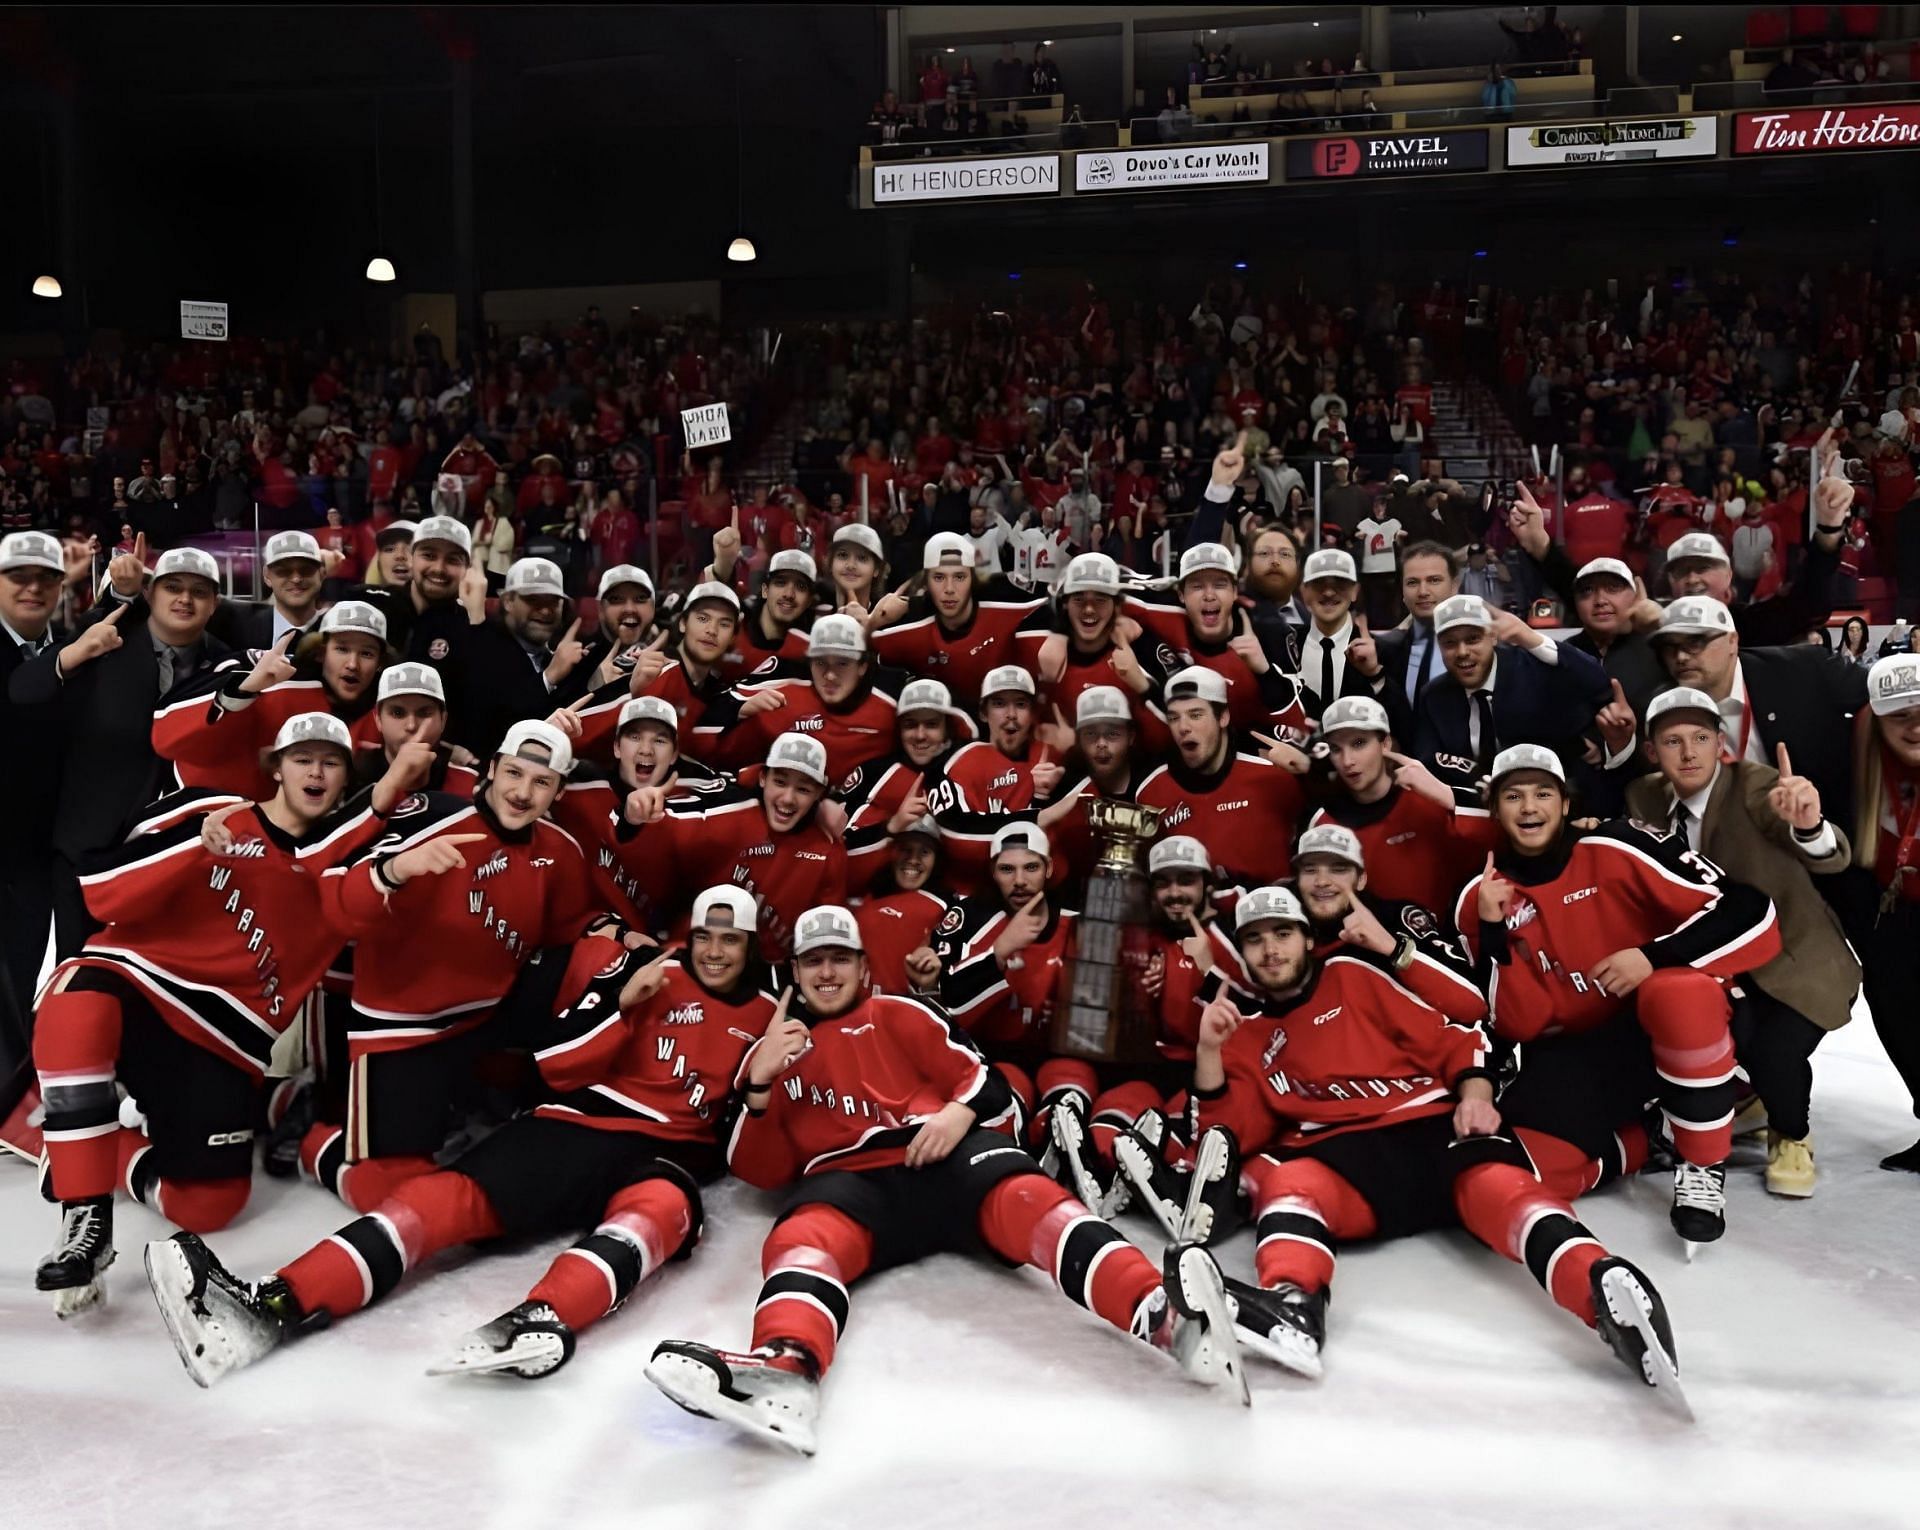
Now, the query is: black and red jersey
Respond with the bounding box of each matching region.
[724,990,1014,1186]
[1015,639,1174,756]
[1136,744,1306,888]
[931,893,1080,1052]
[1454,819,1782,1044]
[921,737,1058,895]
[153,676,381,799]
[571,658,733,761]
[1126,596,1311,745]
[1307,788,1497,920]
[854,886,951,996]
[841,749,951,892]
[869,582,1046,706]
[720,608,813,684]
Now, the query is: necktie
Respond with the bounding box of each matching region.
[155,645,176,696]
[1408,625,1434,703]
[1469,688,1495,761]
[1715,696,1745,763]
[1671,802,1692,849]
[1318,635,1336,702]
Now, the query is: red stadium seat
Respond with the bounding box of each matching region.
[1789,5,1831,41]
[1746,10,1789,47]
[1838,4,1883,39]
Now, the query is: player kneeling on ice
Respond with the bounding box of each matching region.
[645,904,1248,1456]
[143,886,780,1387]
[1139,885,1688,1410]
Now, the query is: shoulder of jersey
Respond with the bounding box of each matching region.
[1582,816,1679,853]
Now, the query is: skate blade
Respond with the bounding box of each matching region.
[1235,1323,1324,1380]
[1601,1269,1694,1424]
[644,1352,818,1457]
[142,1241,217,1389]
[426,1334,567,1379]
[1176,1250,1251,1407]
[1096,1175,1133,1219]
[1114,1137,1182,1242]
[1049,1114,1109,1215]
[1178,1132,1228,1245]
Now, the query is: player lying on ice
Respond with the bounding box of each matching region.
[142,886,779,1385]
[644,903,1250,1456]
[1117,883,1691,1414]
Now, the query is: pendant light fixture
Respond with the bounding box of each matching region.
[727,58,756,262]
[366,97,397,283]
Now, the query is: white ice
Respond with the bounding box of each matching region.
[3,1019,1918,1530]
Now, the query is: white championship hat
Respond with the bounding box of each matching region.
[767,549,818,583]
[0,530,62,574]
[1059,551,1122,596]
[597,563,655,598]
[1148,834,1211,877]
[1317,696,1391,736]
[412,515,473,556]
[1164,665,1229,706]
[990,822,1051,862]
[1301,548,1358,585]
[1295,823,1365,868]
[318,600,388,644]
[1178,542,1238,583]
[1666,531,1731,568]
[503,557,568,600]
[1488,742,1566,785]
[923,532,975,570]
[374,519,419,546]
[897,813,941,841]
[1574,556,1635,587]
[766,731,829,785]
[617,695,680,734]
[269,711,353,754]
[263,530,323,567]
[691,884,758,932]
[1076,685,1134,728]
[152,547,220,585]
[1645,686,1725,730]
[1235,885,1310,932]
[833,523,885,560]
[1433,593,1494,636]
[1869,653,1920,716]
[1655,595,1736,641]
[377,661,445,705]
[498,718,575,776]
[684,579,742,612]
[807,613,867,659]
[793,903,863,955]
[981,663,1037,698]
[897,678,971,726]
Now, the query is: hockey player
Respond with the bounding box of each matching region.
[1137,666,1307,887]
[1033,685,1146,887]
[569,580,743,754]
[868,531,1047,706]
[841,676,972,890]
[644,904,1246,1455]
[143,887,780,1386]
[352,661,481,798]
[304,719,600,1211]
[1167,885,1688,1410]
[32,714,412,1314]
[1304,695,1496,915]
[922,663,1063,895]
[1455,745,1782,1251]
[1024,552,1173,749]
[152,601,390,799]
[550,563,659,706]
[620,731,848,961]
[852,816,950,996]
[720,547,817,683]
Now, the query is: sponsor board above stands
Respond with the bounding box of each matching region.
[1284,128,1490,179]
[872,153,1061,203]
[1074,143,1269,192]
[1506,116,1717,167]
[1734,104,1920,154]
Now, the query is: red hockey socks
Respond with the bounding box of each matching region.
[33,988,124,1201]
[1088,1079,1166,1168]
[750,1204,874,1376]
[299,1121,438,1213]
[527,1178,698,1332]
[1243,1156,1378,1295]
[280,1170,503,1321]
[977,1172,1163,1338]
[1453,1163,1605,1327]
[1634,970,1737,1167]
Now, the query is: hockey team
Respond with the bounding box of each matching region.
[6,426,1911,1456]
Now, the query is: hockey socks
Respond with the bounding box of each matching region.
[1635,970,1738,1168]
[1454,1162,1606,1326]
[526,1178,696,1332]
[280,1170,502,1320]
[748,1204,872,1374]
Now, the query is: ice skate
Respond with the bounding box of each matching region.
[1178,1124,1241,1246]
[1765,1132,1816,1198]
[1159,1241,1250,1406]
[1590,1256,1691,1420]
[144,1233,295,1388]
[427,1301,575,1379]
[1048,1097,1128,1217]
[646,1340,821,1456]
[1224,1276,1326,1379]
[36,1198,115,1319]
[1113,1110,1188,1239]
[1670,1162,1727,1258]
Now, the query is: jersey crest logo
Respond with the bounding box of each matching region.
[390,793,431,818]
[1435,752,1476,775]
[1505,895,1539,933]
[936,906,966,936]
[1400,906,1436,940]
[1626,818,1674,841]
[1156,642,1182,673]
[428,638,451,661]
[473,850,509,880]
[839,766,864,794]
[751,656,779,676]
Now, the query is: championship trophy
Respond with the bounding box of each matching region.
[1051,798,1163,1064]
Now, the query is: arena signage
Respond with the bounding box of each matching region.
[1284,129,1488,180]
[1735,105,1920,155]
[873,154,1060,203]
[1506,116,1717,166]
[180,299,229,342]
[1074,142,1269,192]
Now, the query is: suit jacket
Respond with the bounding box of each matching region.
[209,598,301,654]
[1733,538,1838,648]
[1625,763,1859,1030]
[8,601,231,863]
[1372,619,1444,740]
[0,636,63,856]
[1413,641,1610,778]
[1298,621,1381,719]
[448,616,558,757]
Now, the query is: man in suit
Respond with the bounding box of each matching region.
[452,555,582,757]
[1413,593,1621,783]
[1296,548,1382,718]
[212,528,330,653]
[1625,687,1859,1197]
[1241,524,1305,677]
[1649,595,1868,832]
[8,547,232,958]
[1561,558,1668,716]
[1368,540,1458,737]
[1664,525,1841,649]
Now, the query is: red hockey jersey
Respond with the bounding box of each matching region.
[696,675,900,782]
[571,659,731,760]
[869,586,1046,706]
[153,677,381,800]
[1126,598,1312,744]
[1453,820,1782,1044]
[1307,787,1497,917]
[931,894,1080,1052]
[923,736,1057,895]
[854,887,951,996]
[1136,746,1305,888]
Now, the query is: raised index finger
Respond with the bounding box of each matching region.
[1776,741,1793,778]
[562,617,582,644]
[1234,429,1248,455]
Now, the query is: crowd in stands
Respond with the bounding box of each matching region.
[865,44,1065,149]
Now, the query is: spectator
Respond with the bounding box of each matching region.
[988,41,1025,99]
[918,54,949,104]
[1481,63,1518,120]
[1731,501,1777,604]
[1029,43,1062,95]
[1837,614,1873,668]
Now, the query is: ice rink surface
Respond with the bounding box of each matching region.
[3,1019,1917,1530]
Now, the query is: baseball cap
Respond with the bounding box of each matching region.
[1148,834,1211,877]
[923,532,975,570]
[691,885,758,933]
[597,563,655,599]
[497,718,575,776]
[792,904,862,955]
[152,547,221,586]
[766,731,829,785]
[990,822,1051,862]
[1645,686,1724,730]
[1488,742,1566,787]
[1868,653,1920,716]
[269,711,352,755]
[833,523,884,560]
[1235,885,1309,933]
[503,558,568,600]
[807,614,867,660]
[684,579,742,613]
[374,520,418,547]
[1574,557,1635,588]
[1654,595,1736,642]
[617,695,679,735]
[263,530,323,568]
[1434,593,1494,636]
[1076,685,1133,729]
[1060,552,1122,596]
[1295,823,1365,869]
[1178,542,1238,583]
[1301,549,1358,585]
[766,549,818,583]
[377,662,445,705]
[0,530,62,574]
[412,515,473,557]
[897,814,941,842]
[1317,696,1390,737]
[897,678,970,727]
[317,600,388,644]
[981,664,1036,699]
[1165,665,1229,707]
[1666,532,1730,568]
